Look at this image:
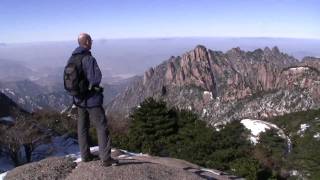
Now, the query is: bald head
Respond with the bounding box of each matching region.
[78,33,92,50]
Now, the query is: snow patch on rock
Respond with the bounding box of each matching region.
[202,108,207,117]
[203,91,213,100]
[240,119,290,151]
[297,124,310,136]
[3,88,15,96]
[241,119,274,137]
[289,67,309,73]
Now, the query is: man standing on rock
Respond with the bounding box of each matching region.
[64,33,118,166]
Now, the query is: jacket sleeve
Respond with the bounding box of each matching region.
[83,56,102,87]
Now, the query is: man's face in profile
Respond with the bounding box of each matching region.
[87,37,93,50]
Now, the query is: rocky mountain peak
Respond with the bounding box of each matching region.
[260,46,298,66]
[181,44,209,63]
[226,47,244,56]
[230,47,242,52]
[263,46,272,53]
[272,46,280,54]
[263,46,281,56]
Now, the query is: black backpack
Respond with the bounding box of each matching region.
[63,53,90,98]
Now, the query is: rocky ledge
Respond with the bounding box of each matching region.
[3,149,240,180]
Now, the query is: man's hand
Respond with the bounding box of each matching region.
[93,86,104,93]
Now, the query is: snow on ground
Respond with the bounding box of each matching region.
[314,133,320,140]
[117,149,149,159]
[0,172,7,180]
[241,119,276,144]
[0,116,14,122]
[240,119,289,149]
[241,119,274,136]
[70,147,149,163]
[0,117,15,125]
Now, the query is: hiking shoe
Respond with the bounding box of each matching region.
[82,154,100,162]
[102,158,119,167]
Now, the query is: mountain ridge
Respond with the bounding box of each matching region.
[106,45,320,125]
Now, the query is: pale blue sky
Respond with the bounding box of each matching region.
[0,0,319,43]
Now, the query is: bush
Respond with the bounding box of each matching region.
[33,110,77,138]
[0,113,47,166]
[230,158,260,180]
[254,129,288,179]
[269,108,320,179]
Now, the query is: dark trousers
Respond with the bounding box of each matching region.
[77,106,111,161]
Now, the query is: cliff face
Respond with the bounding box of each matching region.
[106,45,320,125]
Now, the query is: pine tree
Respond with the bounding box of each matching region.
[127,97,177,155]
[171,109,214,166]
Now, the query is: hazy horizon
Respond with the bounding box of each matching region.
[1,0,319,43]
[1,37,320,80]
[2,36,320,45]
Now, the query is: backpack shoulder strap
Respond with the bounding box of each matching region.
[70,52,91,70]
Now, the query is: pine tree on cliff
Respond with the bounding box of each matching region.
[128,97,178,155]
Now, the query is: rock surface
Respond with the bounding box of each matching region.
[4,157,76,180]
[4,150,240,180]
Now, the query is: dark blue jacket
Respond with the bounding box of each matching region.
[70,46,104,108]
